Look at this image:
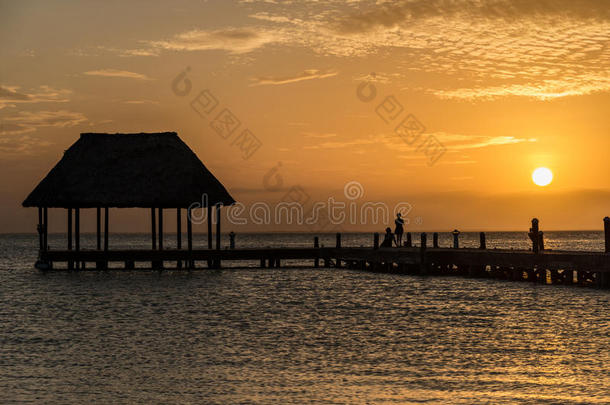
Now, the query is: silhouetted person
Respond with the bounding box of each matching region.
[394,213,405,246]
[380,227,397,248]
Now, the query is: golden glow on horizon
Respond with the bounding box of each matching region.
[532,167,553,187]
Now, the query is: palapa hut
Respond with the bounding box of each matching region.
[23,132,235,268]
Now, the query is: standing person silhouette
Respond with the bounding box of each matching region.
[394,213,405,246]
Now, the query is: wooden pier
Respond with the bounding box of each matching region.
[36,217,610,290]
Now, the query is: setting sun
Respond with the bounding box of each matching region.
[532,167,553,186]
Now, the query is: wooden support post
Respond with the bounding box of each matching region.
[75,208,80,251]
[419,233,427,275]
[177,208,182,269]
[538,268,546,284]
[158,208,163,251]
[104,207,109,251]
[335,232,342,268]
[207,205,212,249]
[187,207,193,269]
[151,208,157,250]
[564,270,574,285]
[96,207,101,250]
[215,204,221,269]
[67,208,73,251]
[314,237,319,268]
[260,258,265,268]
[215,205,221,250]
[406,232,412,248]
[601,272,610,289]
[604,217,610,253]
[43,207,48,251]
[67,208,73,271]
[479,232,486,249]
[74,208,80,270]
[433,232,439,248]
[38,207,43,251]
[452,229,460,248]
[373,233,379,249]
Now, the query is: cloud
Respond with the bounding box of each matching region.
[304,131,535,152]
[236,1,610,100]
[336,0,610,34]
[432,75,610,100]
[0,85,71,109]
[430,132,537,150]
[120,99,160,105]
[147,27,283,54]
[302,132,337,138]
[1,110,88,136]
[83,69,153,80]
[0,134,53,155]
[250,69,338,86]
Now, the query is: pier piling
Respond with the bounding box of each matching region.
[479,232,486,249]
[604,217,610,253]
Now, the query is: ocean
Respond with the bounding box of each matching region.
[1,232,608,404]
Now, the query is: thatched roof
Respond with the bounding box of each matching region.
[23,132,235,208]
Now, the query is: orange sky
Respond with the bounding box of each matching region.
[1,0,609,233]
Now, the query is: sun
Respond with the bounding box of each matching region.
[532,167,553,186]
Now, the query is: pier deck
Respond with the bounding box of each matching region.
[39,246,610,288]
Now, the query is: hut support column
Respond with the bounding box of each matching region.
[214,204,221,268]
[187,207,193,269]
[207,205,213,249]
[75,208,80,269]
[156,208,163,269]
[103,207,109,270]
[38,208,43,252]
[207,205,212,268]
[67,208,73,270]
[158,208,163,251]
[104,208,109,251]
[177,208,182,269]
[96,207,101,250]
[216,205,221,250]
[43,207,48,252]
[151,208,157,250]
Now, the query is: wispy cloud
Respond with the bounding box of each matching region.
[148,27,283,54]
[302,132,337,139]
[120,99,160,105]
[0,85,71,109]
[83,69,153,80]
[250,69,337,86]
[1,110,88,136]
[0,134,53,156]
[433,75,610,100]
[304,132,535,152]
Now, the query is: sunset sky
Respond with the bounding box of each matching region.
[1,0,609,233]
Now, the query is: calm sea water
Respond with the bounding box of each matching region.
[1,232,608,404]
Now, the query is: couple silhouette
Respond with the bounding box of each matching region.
[380,213,405,247]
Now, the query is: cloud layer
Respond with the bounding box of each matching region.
[83,69,153,80]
